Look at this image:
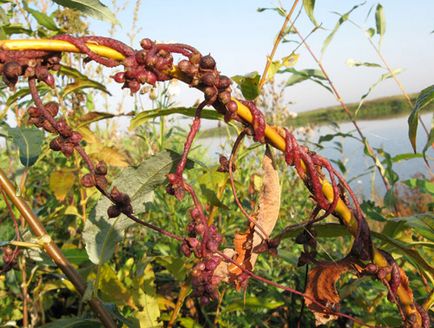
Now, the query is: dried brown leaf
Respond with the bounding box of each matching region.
[218,147,281,281]
[305,260,353,326]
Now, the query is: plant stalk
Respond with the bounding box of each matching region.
[0,169,116,328]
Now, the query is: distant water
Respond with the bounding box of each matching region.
[199,113,432,199]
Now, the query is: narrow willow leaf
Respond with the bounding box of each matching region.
[78,111,116,127]
[303,0,320,27]
[7,126,44,167]
[408,85,434,152]
[282,68,332,93]
[356,69,402,114]
[51,0,119,25]
[232,71,261,100]
[2,24,33,36]
[6,84,51,107]
[257,7,286,17]
[346,59,382,68]
[375,4,386,40]
[23,1,59,31]
[83,150,193,264]
[60,78,110,97]
[129,107,222,130]
[321,2,366,55]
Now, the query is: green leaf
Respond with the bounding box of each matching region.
[346,59,382,68]
[391,153,423,162]
[256,7,286,17]
[154,256,187,281]
[6,84,51,107]
[51,0,119,25]
[7,126,44,167]
[408,85,434,152]
[129,107,222,130]
[133,262,162,327]
[223,296,284,312]
[62,248,90,265]
[23,1,59,31]
[39,318,103,328]
[391,213,434,241]
[1,24,33,36]
[375,4,386,39]
[78,111,116,127]
[404,178,434,196]
[321,2,366,55]
[83,150,193,264]
[282,68,332,93]
[97,264,132,304]
[232,71,261,100]
[356,69,401,114]
[303,0,320,27]
[60,78,110,98]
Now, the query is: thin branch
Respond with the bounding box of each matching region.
[258,0,300,91]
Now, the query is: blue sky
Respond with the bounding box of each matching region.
[89,0,434,112]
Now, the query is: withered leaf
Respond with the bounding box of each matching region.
[304,260,353,326]
[221,147,281,282]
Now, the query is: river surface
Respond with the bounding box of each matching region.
[199,113,433,199]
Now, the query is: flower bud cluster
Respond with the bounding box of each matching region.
[1,53,61,88]
[107,186,133,218]
[179,206,224,304]
[80,161,109,190]
[111,38,175,94]
[177,53,238,121]
[26,101,82,158]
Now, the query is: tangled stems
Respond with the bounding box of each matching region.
[0,36,428,326]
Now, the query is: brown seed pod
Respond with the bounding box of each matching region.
[69,131,82,145]
[35,65,48,81]
[140,38,153,50]
[80,174,95,188]
[204,86,217,101]
[121,203,133,215]
[95,161,108,175]
[44,102,59,117]
[95,175,108,190]
[110,187,124,203]
[107,205,121,218]
[199,55,216,70]
[218,91,231,105]
[217,75,231,89]
[3,61,22,80]
[200,73,216,87]
[111,72,125,83]
[178,59,192,74]
[56,118,72,137]
[61,142,75,157]
[49,137,62,151]
[226,100,238,113]
[28,106,41,118]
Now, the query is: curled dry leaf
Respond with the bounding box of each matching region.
[304,260,353,326]
[215,147,281,282]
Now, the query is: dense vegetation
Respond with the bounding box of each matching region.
[0,1,432,328]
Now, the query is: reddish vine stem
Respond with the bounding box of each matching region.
[228,130,269,240]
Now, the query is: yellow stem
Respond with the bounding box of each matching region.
[0,38,420,324]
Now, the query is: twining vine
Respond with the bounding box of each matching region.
[0,35,430,327]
